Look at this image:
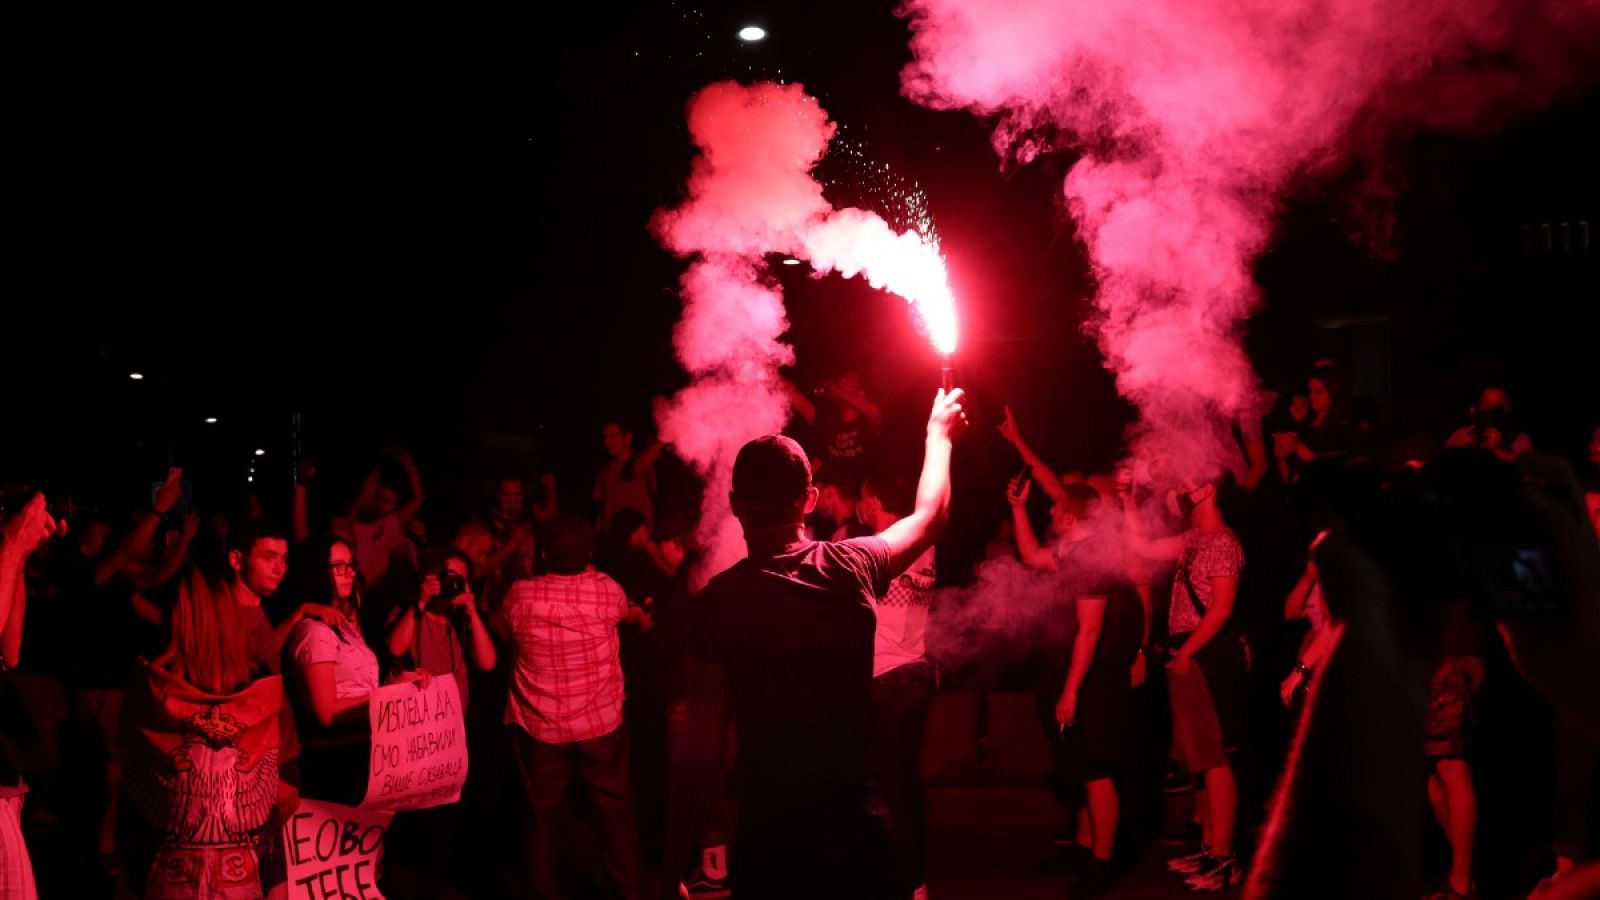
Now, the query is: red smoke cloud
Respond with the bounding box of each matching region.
[899,0,1600,479]
[652,81,958,584]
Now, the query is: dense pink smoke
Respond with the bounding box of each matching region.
[900,0,1600,479]
[652,81,958,584]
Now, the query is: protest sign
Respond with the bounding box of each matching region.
[283,798,393,900]
[362,673,468,811]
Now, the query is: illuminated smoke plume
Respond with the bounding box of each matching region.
[652,81,958,585]
[900,0,1600,481]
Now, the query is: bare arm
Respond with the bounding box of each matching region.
[270,604,349,657]
[391,449,425,527]
[877,389,967,577]
[1174,575,1237,659]
[1131,579,1153,687]
[347,469,382,523]
[1006,479,1056,571]
[294,660,370,729]
[630,442,665,477]
[1120,498,1184,561]
[1059,596,1105,718]
[2,571,24,668]
[292,485,310,544]
[130,513,200,592]
[0,495,61,650]
[0,549,25,655]
[95,508,169,587]
[829,383,883,430]
[1242,435,1269,491]
[483,523,531,572]
[998,406,1066,504]
[781,377,818,426]
[1283,567,1317,621]
[534,473,559,522]
[455,593,498,671]
[385,602,421,660]
[131,591,164,626]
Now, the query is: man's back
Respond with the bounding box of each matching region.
[690,537,891,789]
[503,568,628,744]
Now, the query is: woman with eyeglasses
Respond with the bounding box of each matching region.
[280,536,428,806]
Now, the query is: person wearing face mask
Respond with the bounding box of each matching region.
[1123,476,1248,893]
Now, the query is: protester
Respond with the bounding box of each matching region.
[1010,477,1144,897]
[666,387,966,899]
[281,536,428,806]
[119,569,283,900]
[496,515,648,900]
[1,495,63,900]
[595,421,661,537]
[1125,477,1249,892]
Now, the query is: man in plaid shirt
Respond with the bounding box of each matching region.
[497,515,646,900]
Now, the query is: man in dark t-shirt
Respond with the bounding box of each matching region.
[667,388,967,900]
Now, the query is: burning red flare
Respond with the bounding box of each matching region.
[652,80,963,583]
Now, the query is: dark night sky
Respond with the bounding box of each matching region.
[6,0,1597,532]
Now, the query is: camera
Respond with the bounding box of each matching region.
[438,571,468,602]
[1468,405,1511,446]
[1296,449,1564,621]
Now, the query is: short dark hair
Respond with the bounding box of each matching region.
[544,515,595,574]
[732,435,811,521]
[862,474,914,517]
[1058,482,1102,519]
[422,545,470,577]
[608,507,649,541]
[225,518,288,560]
[813,469,861,500]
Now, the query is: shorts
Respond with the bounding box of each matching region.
[1168,634,1247,775]
[1424,656,1484,760]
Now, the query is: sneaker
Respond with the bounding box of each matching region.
[1070,859,1121,899]
[683,868,730,899]
[1184,855,1243,892]
[1167,847,1214,874]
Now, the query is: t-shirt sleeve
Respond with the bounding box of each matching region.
[287,620,338,669]
[833,536,893,599]
[605,576,630,622]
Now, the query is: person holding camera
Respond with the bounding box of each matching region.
[1445,385,1534,463]
[383,547,496,714]
[377,548,495,899]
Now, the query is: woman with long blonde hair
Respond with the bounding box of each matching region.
[120,569,283,900]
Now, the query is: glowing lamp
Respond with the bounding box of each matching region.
[738,26,766,42]
[129,372,144,380]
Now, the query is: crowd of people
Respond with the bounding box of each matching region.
[0,365,1597,900]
